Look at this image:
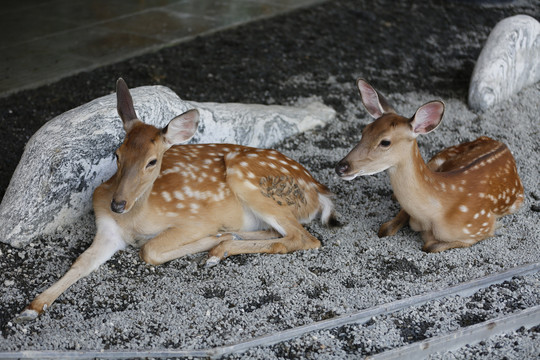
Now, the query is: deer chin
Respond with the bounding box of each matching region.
[340,173,360,181]
[340,167,386,180]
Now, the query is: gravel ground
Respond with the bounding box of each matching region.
[1,0,539,358]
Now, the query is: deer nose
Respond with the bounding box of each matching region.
[111,199,127,213]
[335,161,350,176]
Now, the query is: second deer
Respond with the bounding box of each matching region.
[336,79,524,253]
[16,78,335,322]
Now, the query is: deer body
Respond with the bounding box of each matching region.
[98,140,331,263]
[336,79,524,252]
[16,79,334,322]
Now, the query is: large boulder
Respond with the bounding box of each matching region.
[0,85,335,248]
[469,15,540,111]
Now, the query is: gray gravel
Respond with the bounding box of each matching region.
[0,0,539,358]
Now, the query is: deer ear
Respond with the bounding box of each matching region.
[357,78,396,119]
[410,101,445,137]
[116,78,139,132]
[163,109,200,146]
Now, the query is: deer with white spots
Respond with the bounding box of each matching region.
[16,78,335,322]
[335,79,524,253]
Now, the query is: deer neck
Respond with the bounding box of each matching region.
[387,140,442,219]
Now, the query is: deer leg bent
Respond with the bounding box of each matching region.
[140,227,225,266]
[378,209,410,237]
[421,231,477,253]
[219,230,281,240]
[16,217,125,322]
[206,221,320,265]
[207,203,320,265]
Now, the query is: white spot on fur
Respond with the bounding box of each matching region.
[183,185,194,198]
[459,205,468,212]
[162,191,172,202]
[162,166,180,175]
[174,191,184,200]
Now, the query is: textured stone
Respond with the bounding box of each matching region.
[0,85,335,248]
[469,15,540,111]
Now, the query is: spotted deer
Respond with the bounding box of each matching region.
[16,78,335,322]
[335,79,524,252]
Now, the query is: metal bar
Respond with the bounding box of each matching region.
[367,305,540,360]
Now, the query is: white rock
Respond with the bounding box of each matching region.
[469,15,540,111]
[0,86,335,248]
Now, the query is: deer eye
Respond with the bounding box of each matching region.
[146,159,157,168]
[380,139,391,147]
[115,153,120,162]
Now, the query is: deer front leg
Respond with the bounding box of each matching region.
[15,217,126,322]
[139,227,226,266]
[378,209,410,237]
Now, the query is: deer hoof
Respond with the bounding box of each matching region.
[205,256,221,268]
[14,309,39,323]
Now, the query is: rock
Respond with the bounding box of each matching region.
[468,15,540,111]
[0,85,335,248]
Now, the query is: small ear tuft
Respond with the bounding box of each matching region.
[116,78,139,132]
[410,101,445,136]
[357,78,395,119]
[163,109,200,146]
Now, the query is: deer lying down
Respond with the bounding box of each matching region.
[16,78,335,322]
[336,79,524,253]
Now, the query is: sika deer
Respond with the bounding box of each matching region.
[335,79,524,252]
[16,78,335,322]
